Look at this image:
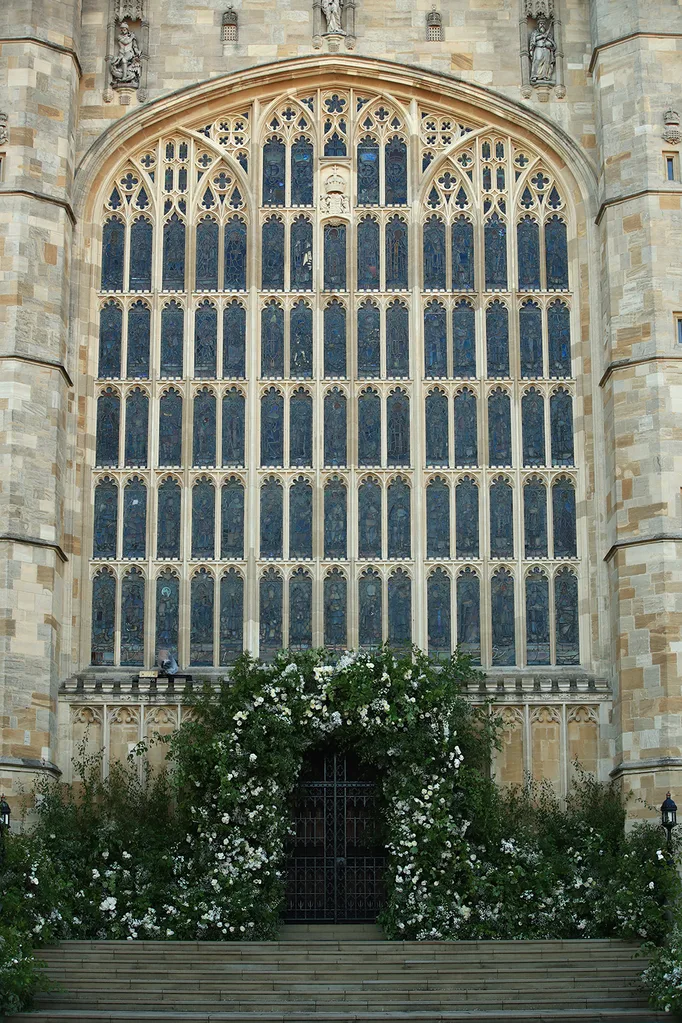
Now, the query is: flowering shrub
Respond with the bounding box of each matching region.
[642,926,682,1014]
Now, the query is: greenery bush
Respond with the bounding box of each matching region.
[0,647,679,1010]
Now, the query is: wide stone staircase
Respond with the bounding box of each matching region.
[7,927,674,1023]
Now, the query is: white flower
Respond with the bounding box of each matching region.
[249,753,257,762]
[92,869,100,879]
[122,851,132,860]
[100,896,117,913]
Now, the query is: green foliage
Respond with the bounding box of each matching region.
[642,925,682,1014]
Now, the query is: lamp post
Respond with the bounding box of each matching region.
[661,792,677,851]
[0,794,10,868]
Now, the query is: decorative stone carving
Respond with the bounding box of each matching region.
[520,0,563,100]
[319,165,350,216]
[222,6,238,43]
[529,17,556,85]
[110,20,142,90]
[662,108,682,145]
[530,705,561,724]
[0,112,7,146]
[524,0,553,15]
[115,0,144,17]
[321,0,344,34]
[426,6,442,41]
[567,705,598,725]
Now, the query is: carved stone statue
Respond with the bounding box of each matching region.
[0,113,7,146]
[529,17,556,84]
[110,21,142,89]
[321,0,344,35]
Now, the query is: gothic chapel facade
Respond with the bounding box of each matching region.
[1,0,681,817]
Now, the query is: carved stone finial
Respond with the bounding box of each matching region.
[0,112,8,146]
[222,5,238,41]
[110,19,142,90]
[663,107,682,145]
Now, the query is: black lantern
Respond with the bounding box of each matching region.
[661,792,677,848]
[0,795,9,829]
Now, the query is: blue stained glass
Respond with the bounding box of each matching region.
[358,479,382,558]
[261,301,284,377]
[162,213,186,291]
[223,300,246,378]
[359,569,382,647]
[357,301,380,377]
[195,218,219,291]
[290,216,313,290]
[385,136,407,205]
[93,478,118,558]
[490,478,514,558]
[222,388,245,466]
[519,300,543,378]
[156,570,180,661]
[126,301,150,378]
[486,301,509,377]
[260,389,284,467]
[91,569,116,665]
[129,218,152,291]
[387,390,410,466]
[192,479,215,559]
[160,302,183,378]
[291,137,314,206]
[385,216,408,290]
[488,388,512,466]
[454,388,477,467]
[125,389,148,467]
[456,478,479,558]
[357,137,380,205]
[262,217,285,291]
[457,567,480,663]
[424,300,447,377]
[193,388,216,467]
[120,567,145,666]
[491,568,516,666]
[522,387,545,466]
[290,389,313,467]
[545,215,568,290]
[357,217,380,291]
[526,568,550,665]
[550,388,574,466]
[156,478,181,560]
[158,389,182,467]
[388,569,411,647]
[259,568,283,659]
[101,218,124,291]
[552,478,577,558]
[220,569,244,662]
[324,569,347,648]
[324,224,347,291]
[324,479,347,558]
[548,301,571,378]
[524,479,548,558]
[260,479,283,558]
[123,477,147,558]
[517,216,540,291]
[262,138,286,206]
[289,478,313,559]
[484,213,507,290]
[555,567,579,664]
[221,480,244,559]
[386,301,409,377]
[290,301,313,378]
[289,569,313,649]
[96,389,120,467]
[99,301,122,378]
[423,217,446,290]
[452,217,474,291]
[224,217,247,291]
[324,300,346,377]
[426,390,449,467]
[453,300,476,377]
[190,569,214,665]
[426,479,450,558]
[427,569,451,659]
[387,478,411,558]
[324,132,347,157]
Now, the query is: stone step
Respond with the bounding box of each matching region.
[5,1010,674,1023]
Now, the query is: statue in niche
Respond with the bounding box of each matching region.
[110,20,142,89]
[321,0,344,34]
[529,17,556,85]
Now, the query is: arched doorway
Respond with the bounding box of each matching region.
[285,747,386,922]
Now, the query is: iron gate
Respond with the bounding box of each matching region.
[284,749,386,922]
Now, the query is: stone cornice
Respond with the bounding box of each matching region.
[0,188,77,226]
[0,34,82,77]
[604,533,682,562]
[0,353,74,388]
[595,187,682,226]
[589,31,682,76]
[0,533,68,563]
[599,354,682,388]
[610,756,682,781]
[0,755,62,776]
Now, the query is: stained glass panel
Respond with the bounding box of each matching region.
[221,480,244,559]
[486,300,509,377]
[517,216,540,291]
[387,478,411,558]
[193,388,216,467]
[324,569,347,648]
[453,300,476,378]
[519,300,543,378]
[162,213,186,291]
[490,478,514,558]
[456,478,479,558]
[259,388,283,466]
[386,301,409,377]
[357,389,380,466]
[358,479,382,559]
[194,301,217,378]
[491,568,515,666]
[262,138,286,206]
[289,478,313,559]
[122,477,147,558]
[555,567,579,664]
[424,300,447,378]
[156,478,181,559]
[385,136,407,205]
[290,301,313,378]
[357,217,380,291]
[457,568,480,663]
[357,137,380,205]
[220,569,244,662]
[96,389,120,467]
[158,388,182,466]
[224,217,247,291]
[357,301,380,377]
[488,388,512,466]
[324,224,347,291]
[526,568,550,665]
[259,569,283,659]
[324,389,347,467]
[260,479,283,558]
[99,301,122,379]
[291,137,314,206]
[388,570,411,647]
[454,388,477,467]
[521,387,545,466]
[550,388,574,466]
[425,390,449,467]
[91,569,116,665]
[126,301,150,379]
[289,569,312,648]
[93,478,118,559]
[160,301,183,378]
[545,215,568,290]
[359,569,382,647]
[290,389,313,467]
[101,218,124,292]
[385,216,408,290]
[387,390,410,466]
[324,479,347,559]
[428,568,451,658]
[548,301,571,378]
[195,218,219,291]
[124,389,148,467]
[262,217,285,291]
[423,216,446,291]
[190,569,214,665]
[524,479,548,558]
[484,213,507,291]
[290,216,313,290]
[426,479,449,558]
[324,300,346,377]
[192,479,215,559]
[120,568,145,666]
[452,216,474,291]
[261,301,284,378]
[222,388,245,466]
[155,570,179,662]
[553,478,577,558]
[223,300,246,378]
